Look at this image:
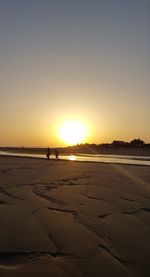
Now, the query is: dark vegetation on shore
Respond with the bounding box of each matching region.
[1,139,150,156]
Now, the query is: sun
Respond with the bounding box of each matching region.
[58,121,88,145]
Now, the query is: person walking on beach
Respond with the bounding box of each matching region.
[55,148,59,159]
[46,147,51,160]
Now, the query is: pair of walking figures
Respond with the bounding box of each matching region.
[46,148,59,160]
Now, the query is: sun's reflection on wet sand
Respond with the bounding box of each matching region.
[69,155,76,161]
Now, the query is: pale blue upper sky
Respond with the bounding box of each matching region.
[0,0,150,146]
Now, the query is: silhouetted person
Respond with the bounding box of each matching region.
[55,148,59,159]
[46,147,51,160]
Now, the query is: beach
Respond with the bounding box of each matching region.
[0,156,150,277]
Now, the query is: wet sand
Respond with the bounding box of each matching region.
[0,156,150,277]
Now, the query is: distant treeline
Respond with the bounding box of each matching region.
[0,139,150,155]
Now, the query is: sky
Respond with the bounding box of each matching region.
[0,0,150,147]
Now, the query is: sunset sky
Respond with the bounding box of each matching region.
[0,0,150,147]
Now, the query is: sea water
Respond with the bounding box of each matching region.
[0,151,150,166]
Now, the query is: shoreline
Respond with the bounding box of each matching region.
[0,152,150,167]
[1,146,150,158]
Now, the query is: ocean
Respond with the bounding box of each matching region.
[0,151,150,166]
